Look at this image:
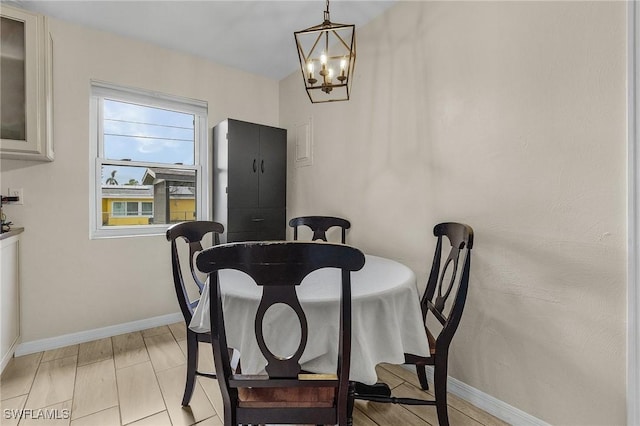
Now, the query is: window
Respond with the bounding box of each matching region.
[90,81,208,238]
[111,201,154,217]
[141,202,153,216]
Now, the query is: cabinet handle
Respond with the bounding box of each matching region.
[253,159,257,172]
[251,218,265,222]
[261,160,264,173]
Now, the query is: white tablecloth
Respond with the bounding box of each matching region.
[189,254,430,385]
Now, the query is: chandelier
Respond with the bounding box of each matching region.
[294,0,356,103]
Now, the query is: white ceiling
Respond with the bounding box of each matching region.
[7,0,395,80]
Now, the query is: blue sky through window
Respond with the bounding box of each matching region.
[102,99,195,185]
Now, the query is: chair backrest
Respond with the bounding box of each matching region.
[196,241,365,425]
[289,216,351,243]
[421,222,474,351]
[166,221,224,323]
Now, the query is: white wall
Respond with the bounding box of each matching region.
[0,18,279,342]
[280,1,627,424]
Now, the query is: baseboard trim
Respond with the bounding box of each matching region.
[403,365,550,426]
[15,312,184,357]
[1,338,19,373]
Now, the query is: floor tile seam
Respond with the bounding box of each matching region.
[154,365,218,426]
[124,407,166,426]
[451,404,487,426]
[23,355,78,410]
[141,330,174,339]
[396,379,492,419]
[148,355,169,420]
[20,397,73,413]
[393,380,487,425]
[113,357,151,371]
[115,361,166,425]
[41,347,80,364]
[149,360,188,375]
[354,406,381,425]
[67,353,80,419]
[12,350,45,395]
[195,376,223,419]
[76,355,115,369]
[114,338,154,371]
[0,351,42,390]
[1,355,41,402]
[397,394,464,425]
[378,364,415,385]
[142,333,187,374]
[112,335,151,370]
[121,410,168,426]
[168,326,187,342]
[108,355,125,426]
[0,393,28,403]
[70,402,119,422]
[77,340,115,368]
[66,406,120,425]
[70,357,119,421]
[396,402,435,425]
[39,354,78,366]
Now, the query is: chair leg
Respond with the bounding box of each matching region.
[433,357,449,426]
[347,381,355,426]
[416,364,429,390]
[182,332,199,406]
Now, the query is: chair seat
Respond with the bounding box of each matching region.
[238,386,335,408]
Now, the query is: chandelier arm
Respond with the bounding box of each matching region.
[331,29,354,52]
[325,30,329,56]
[308,32,324,60]
[296,42,309,65]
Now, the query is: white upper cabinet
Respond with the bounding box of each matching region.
[0,5,53,161]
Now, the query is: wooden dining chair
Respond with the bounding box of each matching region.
[354,222,473,426]
[166,220,224,406]
[196,241,366,426]
[289,215,351,243]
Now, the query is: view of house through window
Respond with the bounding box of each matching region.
[91,82,207,238]
[100,163,197,227]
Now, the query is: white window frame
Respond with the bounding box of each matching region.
[89,80,209,239]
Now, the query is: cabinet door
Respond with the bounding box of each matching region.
[0,6,53,161]
[228,120,259,208]
[257,208,286,241]
[1,237,20,370]
[258,126,286,208]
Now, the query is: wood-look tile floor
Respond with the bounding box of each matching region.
[1,322,508,426]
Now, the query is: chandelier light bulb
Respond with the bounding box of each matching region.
[307,62,315,79]
[306,62,317,85]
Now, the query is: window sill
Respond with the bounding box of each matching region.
[90,224,170,240]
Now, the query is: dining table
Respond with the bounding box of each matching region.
[189,253,430,385]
